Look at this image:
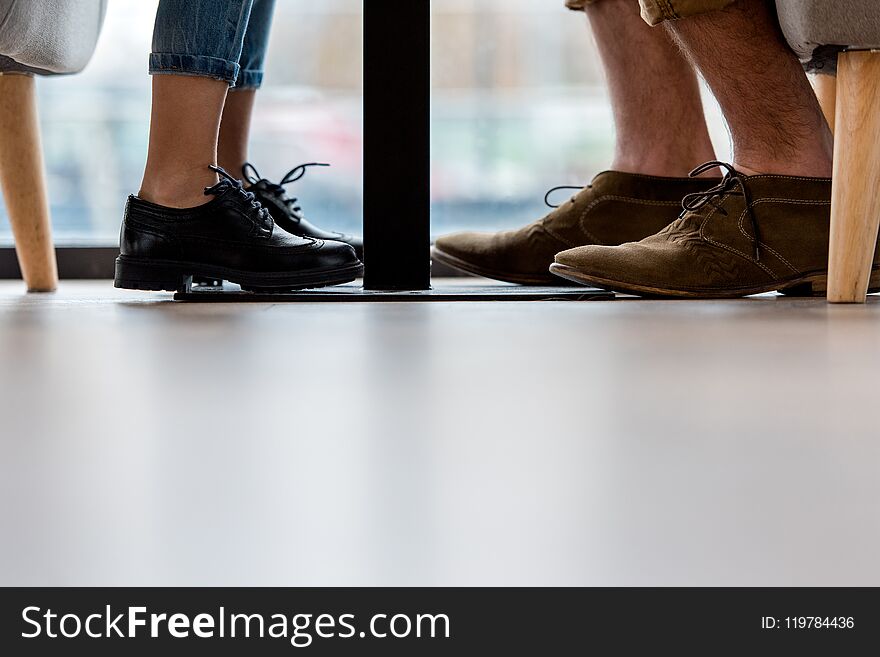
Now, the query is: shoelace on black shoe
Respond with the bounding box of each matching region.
[242,162,329,221]
[205,165,273,230]
[681,161,762,261]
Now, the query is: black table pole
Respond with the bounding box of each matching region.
[362,0,432,291]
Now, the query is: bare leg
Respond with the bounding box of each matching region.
[665,0,833,177]
[139,75,228,208]
[217,88,257,177]
[586,0,716,177]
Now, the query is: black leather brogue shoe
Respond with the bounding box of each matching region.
[115,166,363,292]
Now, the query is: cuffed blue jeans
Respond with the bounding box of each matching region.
[150,0,276,89]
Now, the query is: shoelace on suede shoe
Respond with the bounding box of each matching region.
[206,165,273,231]
[681,161,762,261]
[242,162,329,223]
[544,185,589,209]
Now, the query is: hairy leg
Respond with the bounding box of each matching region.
[139,75,228,208]
[586,0,716,177]
[217,88,257,177]
[665,0,832,177]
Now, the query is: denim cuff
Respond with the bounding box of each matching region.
[149,53,240,86]
[235,69,264,90]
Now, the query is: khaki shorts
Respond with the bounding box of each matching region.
[566,0,736,26]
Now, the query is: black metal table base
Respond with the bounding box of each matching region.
[173,283,614,303]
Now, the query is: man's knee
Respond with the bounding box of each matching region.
[565,0,737,26]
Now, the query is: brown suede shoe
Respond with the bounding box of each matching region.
[433,171,721,285]
[550,161,880,298]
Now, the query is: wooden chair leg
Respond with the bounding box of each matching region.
[827,51,880,304]
[811,73,837,135]
[0,73,58,292]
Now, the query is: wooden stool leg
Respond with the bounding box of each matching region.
[811,73,837,135]
[0,74,58,292]
[827,51,880,304]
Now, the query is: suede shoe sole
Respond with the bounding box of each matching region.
[432,246,569,286]
[550,263,880,299]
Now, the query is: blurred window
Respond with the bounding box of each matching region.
[430,0,730,235]
[0,0,728,245]
[0,0,364,244]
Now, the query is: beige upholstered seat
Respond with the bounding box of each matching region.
[777,0,880,73]
[0,0,107,74]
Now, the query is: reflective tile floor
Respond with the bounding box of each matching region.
[1,281,878,586]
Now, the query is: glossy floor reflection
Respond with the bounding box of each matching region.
[1,281,878,586]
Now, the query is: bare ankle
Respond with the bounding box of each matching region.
[612,151,716,178]
[138,185,212,209]
[217,154,247,178]
[732,156,833,178]
[139,168,219,209]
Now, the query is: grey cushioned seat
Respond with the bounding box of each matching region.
[776,0,880,74]
[0,0,107,75]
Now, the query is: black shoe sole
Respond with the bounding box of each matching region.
[115,256,364,293]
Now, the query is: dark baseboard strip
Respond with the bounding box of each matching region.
[0,246,471,280]
[0,246,118,280]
